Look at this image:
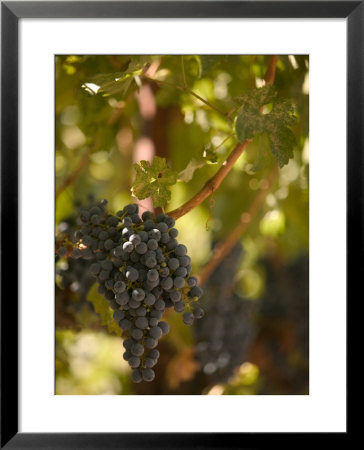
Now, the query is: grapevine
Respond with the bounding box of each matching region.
[57,200,204,382]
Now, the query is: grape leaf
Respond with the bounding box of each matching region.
[234,85,297,168]
[84,56,152,97]
[178,158,206,182]
[131,156,178,208]
[87,283,122,337]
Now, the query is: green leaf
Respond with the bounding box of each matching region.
[268,127,296,168]
[87,284,122,337]
[234,85,297,167]
[84,56,151,98]
[178,157,206,182]
[131,156,178,208]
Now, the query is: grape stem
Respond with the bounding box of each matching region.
[197,165,279,285]
[166,55,278,221]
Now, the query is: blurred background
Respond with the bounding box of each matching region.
[55,55,309,395]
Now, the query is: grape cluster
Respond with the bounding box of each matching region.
[58,200,204,382]
[194,243,256,383]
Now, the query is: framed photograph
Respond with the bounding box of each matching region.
[1,1,356,447]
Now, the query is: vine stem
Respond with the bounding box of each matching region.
[197,165,279,285]
[167,140,251,219]
[166,55,278,220]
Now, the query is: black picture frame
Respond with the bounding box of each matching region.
[1,1,357,447]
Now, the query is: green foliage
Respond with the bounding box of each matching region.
[87,284,122,337]
[178,158,206,183]
[131,156,178,208]
[83,56,152,97]
[235,85,297,167]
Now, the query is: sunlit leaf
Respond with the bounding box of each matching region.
[234,85,297,167]
[178,157,206,182]
[131,156,178,208]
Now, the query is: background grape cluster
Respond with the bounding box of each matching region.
[57,200,204,382]
[194,243,257,383]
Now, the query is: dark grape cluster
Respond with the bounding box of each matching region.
[57,200,204,382]
[194,243,257,383]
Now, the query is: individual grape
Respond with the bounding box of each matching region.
[187,276,198,287]
[98,231,109,241]
[147,269,159,282]
[123,351,132,361]
[149,318,159,327]
[123,217,133,227]
[160,233,170,244]
[131,343,144,357]
[107,215,119,227]
[156,222,168,233]
[138,230,149,242]
[167,258,180,271]
[143,220,155,231]
[129,234,141,246]
[128,356,141,369]
[154,299,166,311]
[131,369,143,383]
[145,256,157,268]
[147,239,158,250]
[99,270,110,281]
[109,299,119,311]
[148,229,161,241]
[113,310,125,322]
[144,357,157,368]
[104,239,115,250]
[183,311,194,326]
[174,244,187,257]
[145,338,158,349]
[115,291,129,306]
[174,267,187,278]
[113,281,125,293]
[89,262,101,275]
[158,321,170,335]
[193,306,204,319]
[149,326,163,340]
[142,368,155,382]
[123,241,133,253]
[120,319,131,330]
[57,246,68,258]
[131,328,144,340]
[142,211,154,221]
[129,299,141,309]
[161,277,173,290]
[135,242,148,255]
[132,288,145,302]
[101,259,113,271]
[150,309,163,319]
[124,203,138,215]
[136,306,147,316]
[125,267,139,282]
[169,290,181,303]
[144,293,156,306]
[190,286,203,299]
[166,239,178,251]
[174,301,185,313]
[131,215,142,224]
[71,248,82,259]
[173,277,185,289]
[178,255,191,267]
[79,210,90,223]
[135,317,149,330]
